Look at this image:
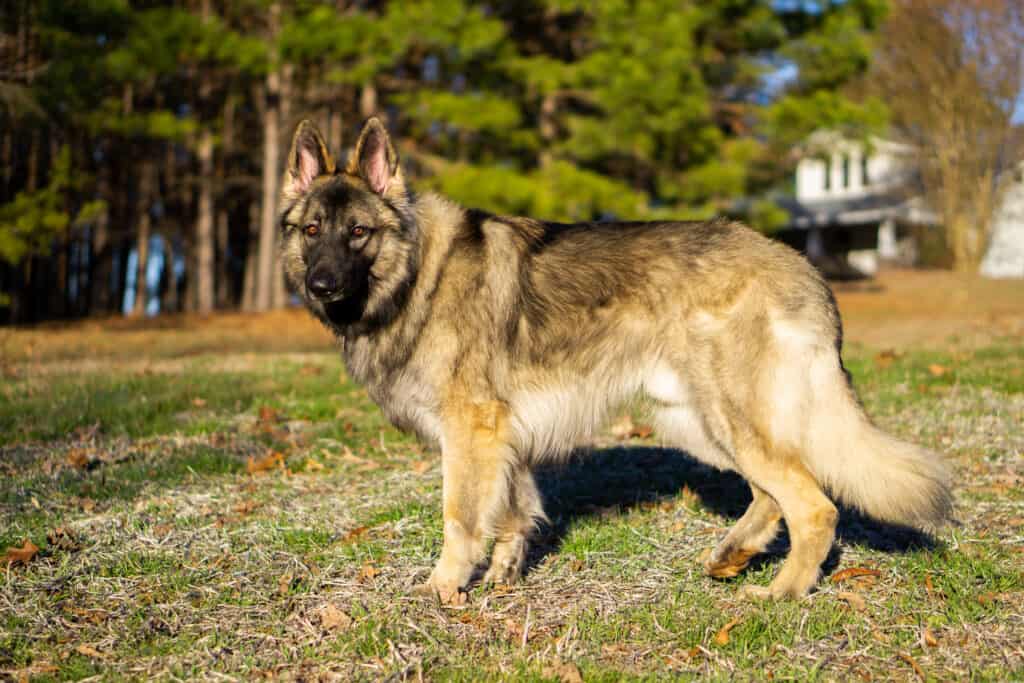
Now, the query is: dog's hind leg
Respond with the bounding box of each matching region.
[730,431,837,600]
[483,466,546,586]
[704,483,781,579]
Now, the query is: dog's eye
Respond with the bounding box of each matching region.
[351,225,369,238]
[304,223,320,237]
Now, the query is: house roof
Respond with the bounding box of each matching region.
[777,193,937,230]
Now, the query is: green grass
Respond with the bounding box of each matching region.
[1,344,1022,680]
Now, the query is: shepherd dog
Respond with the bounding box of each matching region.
[278,116,952,602]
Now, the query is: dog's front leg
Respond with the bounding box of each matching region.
[421,398,514,603]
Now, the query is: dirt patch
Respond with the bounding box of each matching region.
[836,269,1024,349]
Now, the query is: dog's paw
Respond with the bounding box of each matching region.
[411,579,469,605]
[737,584,773,601]
[738,582,812,601]
[481,561,522,588]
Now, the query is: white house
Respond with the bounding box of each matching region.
[781,131,929,277]
[785,130,1024,278]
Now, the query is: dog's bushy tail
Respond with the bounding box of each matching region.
[802,359,953,530]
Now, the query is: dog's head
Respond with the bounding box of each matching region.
[279,118,418,332]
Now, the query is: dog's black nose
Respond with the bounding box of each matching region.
[306,272,338,300]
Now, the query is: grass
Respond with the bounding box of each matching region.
[1,319,1023,680]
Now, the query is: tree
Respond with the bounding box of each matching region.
[872,0,1024,272]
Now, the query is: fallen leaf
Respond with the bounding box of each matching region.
[873,349,900,368]
[79,497,96,513]
[318,603,353,631]
[410,460,432,474]
[191,397,207,407]
[4,539,39,566]
[569,558,585,572]
[899,652,925,680]
[247,451,285,475]
[66,449,92,469]
[75,644,106,659]
[258,405,280,423]
[837,591,866,611]
[358,563,381,582]
[631,423,654,438]
[152,524,173,539]
[541,661,583,683]
[923,628,938,647]
[927,363,948,377]
[831,567,881,584]
[339,448,381,470]
[714,617,741,646]
[299,364,324,376]
[278,572,295,595]
[342,526,370,543]
[233,500,261,515]
[304,458,324,472]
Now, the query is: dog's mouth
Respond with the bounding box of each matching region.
[320,288,369,327]
[309,289,349,305]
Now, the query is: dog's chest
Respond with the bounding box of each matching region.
[366,371,442,448]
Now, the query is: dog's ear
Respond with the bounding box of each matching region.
[284,120,335,199]
[347,116,404,198]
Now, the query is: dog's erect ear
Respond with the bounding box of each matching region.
[347,117,403,197]
[284,120,335,199]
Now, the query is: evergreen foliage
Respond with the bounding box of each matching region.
[0,0,889,321]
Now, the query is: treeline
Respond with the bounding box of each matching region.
[0,0,887,324]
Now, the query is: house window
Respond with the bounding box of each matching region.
[841,154,850,188]
[861,155,870,186]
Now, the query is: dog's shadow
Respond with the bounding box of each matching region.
[522,445,937,578]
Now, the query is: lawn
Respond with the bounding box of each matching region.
[1,271,1023,681]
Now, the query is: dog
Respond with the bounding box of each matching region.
[278,116,952,602]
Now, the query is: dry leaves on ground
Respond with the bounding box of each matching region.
[837,591,867,611]
[831,567,881,584]
[714,617,742,646]
[358,563,381,582]
[75,644,106,659]
[66,449,92,469]
[318,603,353,632]
[4,539,39,566]
[247,451,285,475]
[899,652,926,680]
[46,527,80,552]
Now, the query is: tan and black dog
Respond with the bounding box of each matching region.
[278,117,951,602]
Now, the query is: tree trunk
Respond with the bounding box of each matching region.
[329,106,343,155]
[216,94,236,308]
[242,199,259,311]
[131,160,156,317]
[256,2,282,311]
[196,127,215,314]
[162,234,179,314]
[271,61,295,309]
[359,83,377,119]
[89,163,112,314]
